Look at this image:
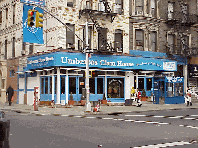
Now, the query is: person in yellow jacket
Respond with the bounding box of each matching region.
[131,87,136,101]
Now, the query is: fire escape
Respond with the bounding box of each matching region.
[165,0,198,57]
[79,0,117,53]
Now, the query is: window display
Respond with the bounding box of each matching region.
[107,78,124,98]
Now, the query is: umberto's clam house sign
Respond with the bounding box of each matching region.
[27,52,177,71]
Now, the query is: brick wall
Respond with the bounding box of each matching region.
[7,58,19,104]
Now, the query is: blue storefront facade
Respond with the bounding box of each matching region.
[17,51,185,105]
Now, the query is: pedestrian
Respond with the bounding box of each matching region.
[6,85,14,106]
[136,88,142,107]
[131,87,136,101]
[186,87,192,106]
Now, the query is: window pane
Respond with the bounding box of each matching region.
[146,78,152,91]
[90,78,95,94]
[45,77,48,94]
[138,78,144,91]
[136,30,143,41]
[107,78,124,98]
[55,76,57,94]
[166,83,174,97]
[97,78,103,94]
[50,77,52,94]
[175,83,183,97]
[134,76,136,89]
[66,24,75,45]
[41,78,44,94]
[61,77,65,94]
[69,77,76,94]
[79,77,85,94]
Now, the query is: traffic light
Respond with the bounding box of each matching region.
[91,71,98,77]
[27,10,35,27]
[35,11,43,28]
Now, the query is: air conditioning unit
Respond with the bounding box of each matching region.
[137,11,143,15]
[114,4,122,14]
[136,41,143,46]
[21,50,26,55]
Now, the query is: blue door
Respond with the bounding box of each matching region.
[60,75,66,103]
[68,76,79,101]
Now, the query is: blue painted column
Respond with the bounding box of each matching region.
[66,70,68,104]
[56,67,60,104]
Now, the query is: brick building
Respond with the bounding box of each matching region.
[0,0,197,104]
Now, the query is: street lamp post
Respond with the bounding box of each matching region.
[85,21,91,112]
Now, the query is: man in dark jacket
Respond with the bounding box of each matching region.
[6,85,14,106]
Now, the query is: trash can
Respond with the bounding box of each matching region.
[0,111,10,148]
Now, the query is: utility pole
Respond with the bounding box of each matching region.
[85,21,91,112]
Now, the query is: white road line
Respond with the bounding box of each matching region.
[153,116,164,118]
[61,115,69,116]
[102,118,114,120]
[168,116,183,118]
[190,115,198,116]
[158,122,170,125]
[125,120,135,122]
[184,118,196,120]
[75,116,83,118]
[146,122,159,124]
[133,141,193,148]
[134,121,146,123]
[85,117,96,119]
[125,115,146,117]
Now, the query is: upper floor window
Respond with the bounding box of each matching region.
[66,24,75,49]
[6,8,8,20]
[67,0,74,7]
[12,37,15,58]
[9,70,15,77]
[114,29,123,52]
[167,34,175,54]
[13,4,16,24]
[115,0,123,14]
[181,4,188,23]
[98,28,107,51]
[135,29,144,51]
[0,11,2,24]
[149,0,156,17]
[168,2,174,19]
[22,42,26,51]
[5,40,7,60]
[135,0,144,15]
[149,31,157,52]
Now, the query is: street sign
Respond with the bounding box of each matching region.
[20,0,45,7]
[23,4,44,44]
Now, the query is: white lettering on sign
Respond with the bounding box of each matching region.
[61,57,97,65]
[163,62,176,70]
[194,66,198,72]
[28,57,54,64]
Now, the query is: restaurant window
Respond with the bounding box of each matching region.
[50,77,52,94]
[175,83,183,97]
[107,78,124,98]
[45,77,48,94]
[89,78,95,94]
[138,78,144,91]
[135,29,144,51]
[61,77,65,94]
[69,77,76,94]
[166,83,174,97]
[97,78,103,94]
[66,24,75,49]
[146,78,152,91]
[79,77,85,94]
[41,78,44,94]
[134,76,136,89]
[55,76,57,94]
[135,0,144,15]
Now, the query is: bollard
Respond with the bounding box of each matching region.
[0,111,10,148]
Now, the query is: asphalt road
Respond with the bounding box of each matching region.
[3,108,198,148]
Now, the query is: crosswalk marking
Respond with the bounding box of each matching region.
[125,115,146,117]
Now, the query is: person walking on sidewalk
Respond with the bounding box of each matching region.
[6,85,14,106]
[136,88,142,107]
[186,87,192,106]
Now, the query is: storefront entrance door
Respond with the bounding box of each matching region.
[60,76,66,104]
[153,78,165,104]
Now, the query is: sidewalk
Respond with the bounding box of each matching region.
[0,102,198,116]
